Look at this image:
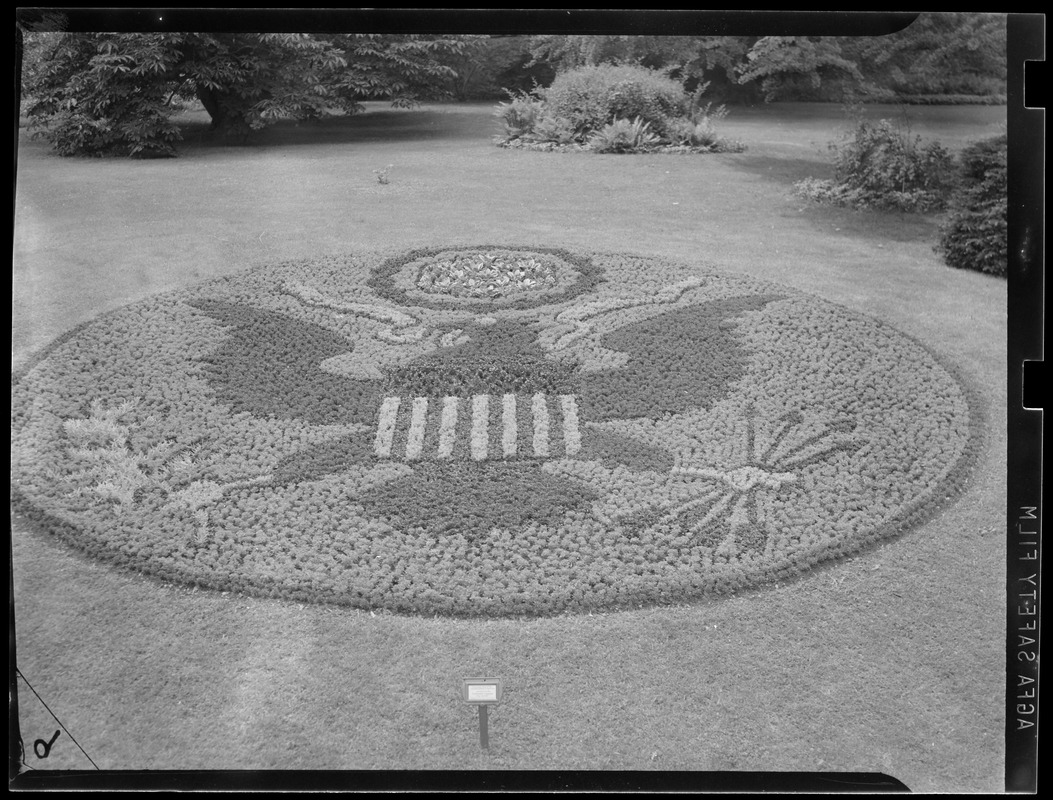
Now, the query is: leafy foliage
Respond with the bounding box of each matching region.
[795,117,957,212]
[664,101,738,149]
[738,36,865,102]
[525,34,755,101]
[20,31,471,156]
[183,33,355,140]
[494,65,742,153]
[588,117,660,154]
[526,115,579,146]
[521,14,1006,104]
[493,91,544,139]
[857,12,1006,99]
[21,33,186,156]
[936,134,1007,277]
[330,34,468,109]
[538,64,687,140]
[439,35,553,100]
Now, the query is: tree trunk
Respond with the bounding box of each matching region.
[196,85,227,131]
[195,85,252,143]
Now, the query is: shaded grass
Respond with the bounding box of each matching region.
[13,101,1006,790]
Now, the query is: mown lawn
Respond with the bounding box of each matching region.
[13,101,1006,790]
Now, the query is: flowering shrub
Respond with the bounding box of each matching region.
[11,247,980,616]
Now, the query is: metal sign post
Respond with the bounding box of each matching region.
[478,705,489,749]
[462,677,502,750]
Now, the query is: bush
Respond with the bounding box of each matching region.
[666,102,729,148]
[537,64,688,140]
[493,92,543,141]
[936,133,1007,277]
[493,65,742,153]
[796,118,957,212]
[527,114,579,145]
[833,119,957,211]
[588,117,660,154]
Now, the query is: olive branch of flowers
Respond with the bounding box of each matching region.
[57,399,270,539]
[59,398,201,513]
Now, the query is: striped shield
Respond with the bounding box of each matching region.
[373,393,582,462]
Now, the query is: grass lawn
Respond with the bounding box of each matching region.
[12,101,1007,790]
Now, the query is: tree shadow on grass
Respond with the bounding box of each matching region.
[725,152,834,187]
[173,106,498,153]
[724,152,942,245]
[792,201,944,245]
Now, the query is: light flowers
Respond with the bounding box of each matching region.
[416,251,559,298]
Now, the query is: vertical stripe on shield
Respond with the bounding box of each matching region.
[502,393,518,457]
[374,396,401,457]
[404,396,429,460]
[436,396,459,459]
[559,394,581,456]
[531,392,550,457]
[471,394,489,461]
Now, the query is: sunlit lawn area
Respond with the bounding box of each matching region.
[13,100,1006,790]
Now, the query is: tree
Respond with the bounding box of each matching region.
[20,32,189,156]
[519,14,1006,104]
[19,31,471,156]
[438,35,552,100]
[526,34,761,101]
[857,12,1007,98]
[735,13,1006,101]
[736,36,865,101]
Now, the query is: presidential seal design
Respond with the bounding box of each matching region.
[10,247,980,616]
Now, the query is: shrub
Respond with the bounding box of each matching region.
[493,66,743,153]
[831,119,957,211]
[527,114,578,145]
[588,117,660,154]
[667,102,727,147]
[795,118,957,212]
[936,133,1007,277]
[537,64,688,140]
[493,92,543,141]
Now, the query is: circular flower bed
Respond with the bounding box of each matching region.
[11,246,981,617]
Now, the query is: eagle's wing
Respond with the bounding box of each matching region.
[189,299,383,427]
[572,295,782,423]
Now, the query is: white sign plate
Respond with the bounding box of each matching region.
[467,684,498,702]
[463,677,502,704]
